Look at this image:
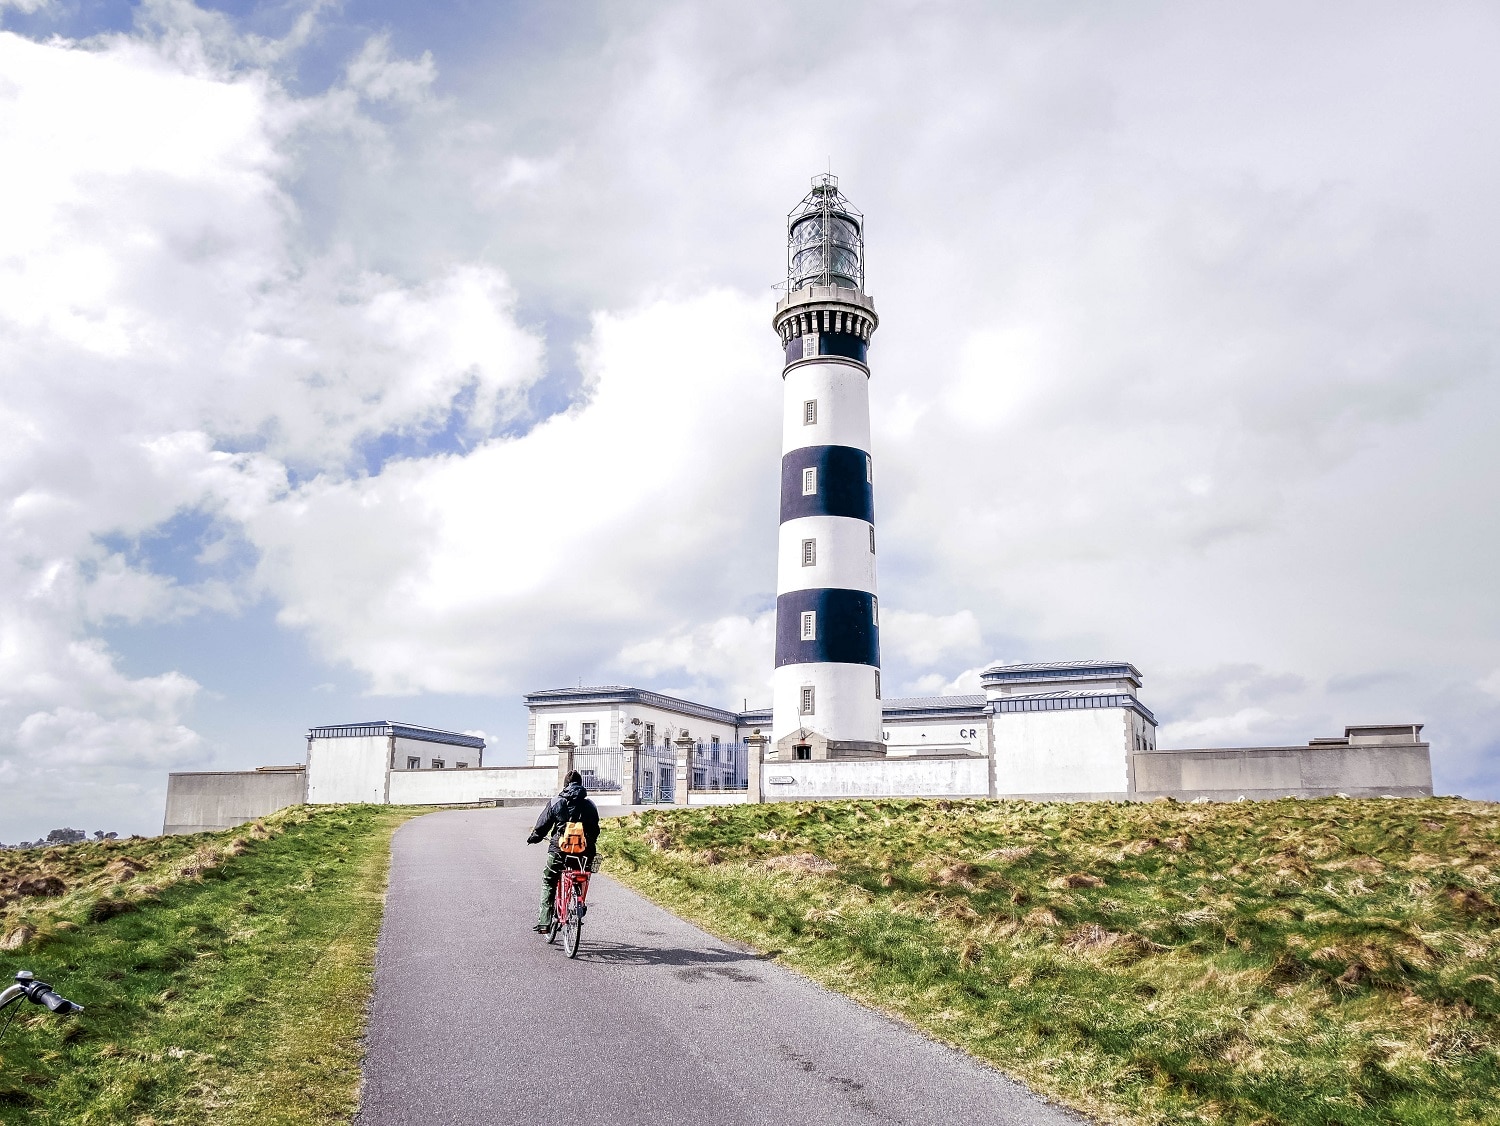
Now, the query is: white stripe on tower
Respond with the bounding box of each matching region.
[770,173,883,754]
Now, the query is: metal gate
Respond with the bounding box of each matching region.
[636,746,675,804]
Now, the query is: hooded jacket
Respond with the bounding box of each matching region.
[529,781,600,858]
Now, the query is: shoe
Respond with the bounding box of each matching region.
[533,923,550,933]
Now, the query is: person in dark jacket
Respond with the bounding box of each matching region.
[526,771,600,932]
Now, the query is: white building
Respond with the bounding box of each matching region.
[524,660,1157,799]
[305,721,488,804]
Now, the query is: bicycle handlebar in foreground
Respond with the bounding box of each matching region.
[2,971,83,1016]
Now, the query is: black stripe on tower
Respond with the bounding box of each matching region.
[775,589,881,668]
[783,331,868,368]
[780,446,874,523]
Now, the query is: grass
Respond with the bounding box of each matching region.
[602,796,1500,1126]
[0,803,417,1125]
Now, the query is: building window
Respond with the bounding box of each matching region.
[872,595,879,626]
[794,744,811,761]
[644,723,655,748]
[800,685,815,715]
[875,670,881,699]
[431,759,445,770]
[869,525,875,553]
[803,399,817,425]
[581,722,598,747]
[456,761,469,769]
[407,756,421,770]
[800,610,816,641]
[711,736,720,761]
[802,466,817,495]
[866,454,872,482]
[693,769,707,788]
[549,723,565,747]
[802,538,816,566]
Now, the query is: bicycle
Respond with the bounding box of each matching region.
[545,854,600,959]
[0,971,82,1041]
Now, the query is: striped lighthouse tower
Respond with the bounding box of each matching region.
[770,175,884,760]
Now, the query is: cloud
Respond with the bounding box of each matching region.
[4,0,1500,838]
[0,22,541,832]
[346,34,436,104]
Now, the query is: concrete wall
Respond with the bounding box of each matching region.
[391,735,480,771]
[163,770,306,835]
[762,755,988,801]
[1132,742,1433,800]
[386,766,555,806]
[882,715,988,758]
[992,709,1130,796]
[307,735,389,804]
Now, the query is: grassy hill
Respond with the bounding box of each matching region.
[602,796,1500,1126]
[0,805,415,1125]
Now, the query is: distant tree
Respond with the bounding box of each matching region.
[46,828,86,844]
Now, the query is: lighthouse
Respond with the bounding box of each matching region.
[770,175,885,761]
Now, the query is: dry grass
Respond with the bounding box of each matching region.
[603,796,1500,1126]
[0,804,416,1124]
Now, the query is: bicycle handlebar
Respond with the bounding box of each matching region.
[5,972,82,1015]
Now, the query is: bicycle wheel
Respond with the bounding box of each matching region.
[562,889,583,958]
[546,916,559,944]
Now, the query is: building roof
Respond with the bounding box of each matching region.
[307,722,485,750]
[991,691,1156,724]
[981,660,1142,687]
[881,694,987,718]
[523,686,743,727]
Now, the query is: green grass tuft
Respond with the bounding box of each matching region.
[603,797,1500,1126]
[0,804,417,1125]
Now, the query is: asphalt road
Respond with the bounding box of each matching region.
[356,806,1088,1125]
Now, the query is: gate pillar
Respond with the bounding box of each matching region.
[745,728,768,804]
[621,731,641,807]
[674,731,694,807]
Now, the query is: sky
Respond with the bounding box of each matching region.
[2,0,1498,839]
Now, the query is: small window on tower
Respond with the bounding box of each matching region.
[802,467,817,495]
[872,596,879,626]
[869,526,875,552]
[800,686,815,715]
[802,538,816,566]
[875,670,881,699]
[803,399,817,425]
[800,610,816,641]
[866,455,872,482]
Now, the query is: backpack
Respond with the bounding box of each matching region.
[558,821,588,854]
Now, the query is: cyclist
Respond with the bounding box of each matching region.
[526,770,599,933]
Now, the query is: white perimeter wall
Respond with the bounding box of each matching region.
[763,756,988,800]
[882,716,989,757]
[387,766,554,805]
[992,709,1129,796]
[391,735,480,770]
[306,735,388,804]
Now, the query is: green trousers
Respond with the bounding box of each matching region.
[537,850,566,928]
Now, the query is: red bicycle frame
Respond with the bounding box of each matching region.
[554,862,590,921]
[549,853,597,957]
